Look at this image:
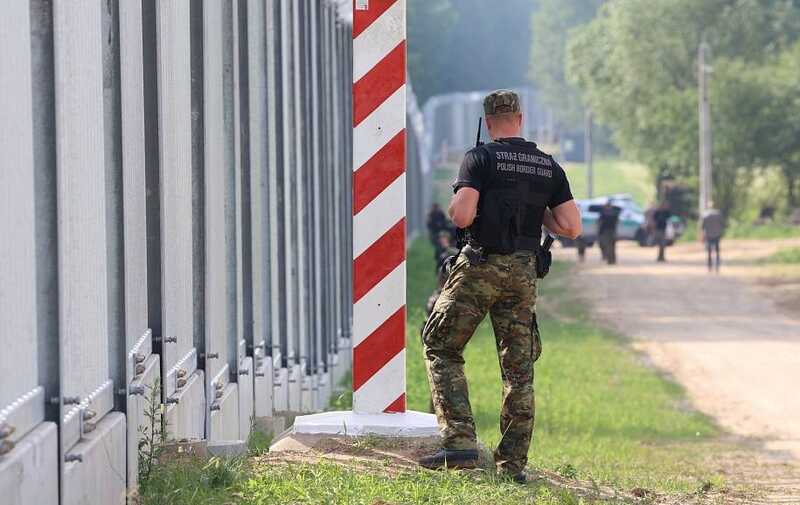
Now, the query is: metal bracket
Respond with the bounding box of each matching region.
[0,421,15,439]
[64,453,83,463]
[1,386,45,444]
[0,439,14,456]
[127,384,146,396]
[61,379,114,451]
[165,348,197,399]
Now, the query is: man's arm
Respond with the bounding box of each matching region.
[543,200,582,239]
[448,187,480,228]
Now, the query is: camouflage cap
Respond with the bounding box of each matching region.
[484,89,520,116]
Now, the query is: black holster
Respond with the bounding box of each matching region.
[462,243,487,265]
[535,248,552,278]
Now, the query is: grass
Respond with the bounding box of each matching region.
[239,462,592,505]
[137,456,247,505]
[725,221,800,240]
[139,451,599,505]
[562,160,655,206]
[139,237,727,505]
[765,246,800,264]
[680,219,800,243]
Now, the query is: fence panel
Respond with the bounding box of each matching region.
[246,0,275,420]
[52,2,127,502]
[0,4,59,503]
[156,0,205,439]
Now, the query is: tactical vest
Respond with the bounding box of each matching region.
[468,139,555,254]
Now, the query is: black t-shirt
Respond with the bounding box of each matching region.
[653,209,671,231]
[453,138,574,209]
[597,206,621,234]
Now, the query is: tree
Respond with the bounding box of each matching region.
[408,0,537,105]
[566,0,800,216]
[529,0,604,131]
[408,0,458,104]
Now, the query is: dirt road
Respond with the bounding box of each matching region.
[556,239,800,461]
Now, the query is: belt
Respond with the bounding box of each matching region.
[478,236,540,256]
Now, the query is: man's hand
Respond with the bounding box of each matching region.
[543,200,582,239]
[448,187,480,228]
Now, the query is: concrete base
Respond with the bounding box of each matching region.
[207,440,247,458]
[252,416,285,438]
[286,410,439,438]
[0,422,58,505]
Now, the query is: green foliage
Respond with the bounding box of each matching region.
[138,381,169,485]
[529,0,603,131]
[726,221,800,240]
[563,159,655,205]
[247,430,272,457]
[766,247,800,263]
[203,457,246,489]
[327,370,353,411]
[138,457,246,505]
[566,0,800,216]
[239,461,590,505]
[408,0,457,103]
[408,0,537,104]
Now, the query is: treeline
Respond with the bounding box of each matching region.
[560,0,800,218]
[408,0,536,104]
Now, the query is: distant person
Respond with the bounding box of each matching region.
[701,206,724,272]
[576,236,587,262]
[425,231,460,318]
[426,203,449,246]
[432,228,456,265]
[652,202,672,262]
[597,201,621,265]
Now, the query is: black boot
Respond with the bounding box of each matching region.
[498,471,529,484]
[418,448,479,470]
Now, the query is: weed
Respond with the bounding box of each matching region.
[138,381,169,484]
[246,429,271,457]
[202,456,245,489]
[556,463,579,479]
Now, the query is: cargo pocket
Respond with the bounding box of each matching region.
[531,314,542,363]
[421,299,454,347]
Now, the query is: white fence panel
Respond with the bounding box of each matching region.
[156,0,204,438]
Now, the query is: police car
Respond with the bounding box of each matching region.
[559,194,684,248]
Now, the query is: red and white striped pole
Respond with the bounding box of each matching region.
[352,0,407,414]
[280,0,436,439]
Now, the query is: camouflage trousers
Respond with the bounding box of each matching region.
[421,251,542,475]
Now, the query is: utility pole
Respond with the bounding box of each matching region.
[585,108,594,199]
[698,39,713,216]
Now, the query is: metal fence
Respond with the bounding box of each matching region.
[0,1,358,503]
[406,83,432,239]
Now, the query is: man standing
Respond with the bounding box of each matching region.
[418,90,582,482]
[597,200,621,265]
[701,206,724,272]
[652,201,672,262]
